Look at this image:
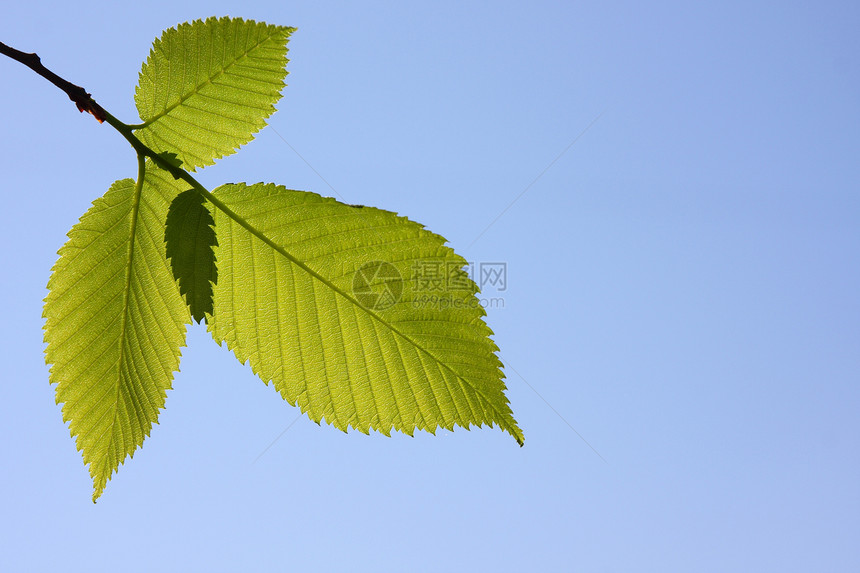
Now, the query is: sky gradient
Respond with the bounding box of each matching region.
[1,1,858,571]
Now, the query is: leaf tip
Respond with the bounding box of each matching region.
[91,481,105,503]
[508,421,525,447]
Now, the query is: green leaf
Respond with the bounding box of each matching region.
[133,17,294,170]
[43,165,191,501]
[165,189,218,323]
[156,151,183,172]
[207,183,523,445]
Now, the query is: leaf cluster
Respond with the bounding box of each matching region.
[35,17,522,501]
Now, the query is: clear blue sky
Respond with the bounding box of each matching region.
[1,1,858,571]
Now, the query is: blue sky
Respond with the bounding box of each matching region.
[1,1,858,571]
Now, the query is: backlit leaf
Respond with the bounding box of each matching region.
[207,183,523,445]
[43,165,191,501]
[134,17,294,170]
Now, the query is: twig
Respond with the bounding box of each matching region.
[0,41,106,123]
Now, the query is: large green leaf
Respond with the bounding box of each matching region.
[134,17,294,170]
[43,165,191,501]
[207,183,523,444]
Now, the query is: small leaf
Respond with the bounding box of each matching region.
[43,165,191,501]
[133,17,294,170]
[156,151,183,172]
[165,189,218,323]
[207,183,523,445]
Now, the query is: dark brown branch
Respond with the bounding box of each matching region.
[0,41,106,123]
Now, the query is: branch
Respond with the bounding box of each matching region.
[0,37,319,296]
[0,41,106,123]
[0,37,331,281]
